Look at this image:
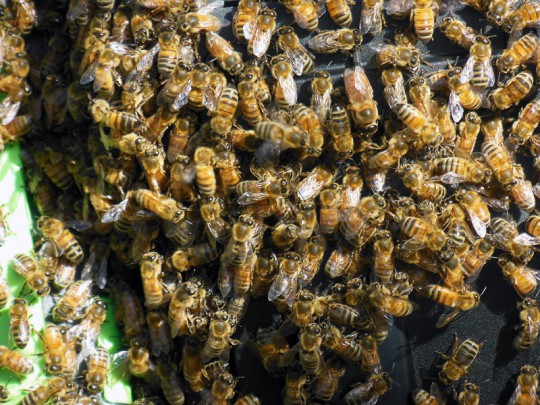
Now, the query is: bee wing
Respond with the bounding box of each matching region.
[513,233,540,246]
[465,208,487,238]
[79,59,99,86]
[277,73,298,106]
[297,176,324,201]
[360,1,382,35]
[237,192,269,205]
[484,59,495,87]
[383,0,413,14]
[203,81,224,112]
[251,26,273,58]
[199,0,226,13]
[365,169,386,193]
[435,171,466,184]
[325,245,352,278]
[508,384,528,405]
[172,79,193,111]
[285,48,306,77]
[81,250,96,283]
[482,196,510,212]
[430,382,444,403]
[439,0,466,14]
[343,380,376,404]
[384,79,406,110]
[460,56,475,84]
[243,21,254,41]
[67,0,90,21]
[401,237,425,252]
[109,41,134,56]
[132,44,160,79]
[312,88,332,123]
[449,90,464,122]
[0,99,21,125]
[308,31,343,52]
[268,270,295,303]
[435,308,460,328]
[197,13,231,30]
[206,219,229,243]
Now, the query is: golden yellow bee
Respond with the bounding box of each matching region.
[438,335,482,385]
[308,28,362,54]
[344,372,392,404]
[270,54,297,109]
[509,365,540,405]
[205,32,244,75]
[281,0,320,31]
[277,26,315,76]
[490,70,533,110]
[233,0,260,43]
[496,34,539,74]
[440,17,478,49]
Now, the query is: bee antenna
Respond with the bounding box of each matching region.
[479,286,487,296]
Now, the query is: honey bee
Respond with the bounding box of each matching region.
[367,282,417,317]
[499,254,540,297]
[503,1,540,35]
[462,238,494,279]
[326,104,353,160]
[270,54,297,109]
[277,26,315,76]
[157,62,193,111]
[513,298,540,351]
[170,243,219,272]
[53,280,93,322]
[168,281,201,337]
[486,0,514,26]
[455,112,481,158]
[246,8,276,58]
[509,97,540,146]
[412,383,444,405]
[458,382,480,405]
[421,285,480,327]
[271,222,300,250]
[12,253,50,299]
[394,103,441,147]
[381,67,407,111]
[433,156,490,185]
[211,85,239,136]
[205,32,244,76]
[20,377,66,405]
[284,364,310,405]
[438,335,482,385]
[268,252,301,306]
[496,34,539,74]
[254,121,307,151]
[182,338,208,392]
[360,0,384,35]
[325,0,353,26]
[344,372,392,404]
[341,195,386,247]
[241,60,271,103]
[297,165,334,201]
[492,217,535,263]
[445,66,484,122]
[126,338,159,388]
[461,35,495,90]
[509,365,539,405]
[90,99,142,131]
[145,312,173,357]
[86,347,110,394]
[313,356,346,401]
[80,47,122,99]
[0,385,8,403]
[454,188,490,237]
[372,230,395,284]
[233,0,260,43]
[252,250,279,297]
[74,298,107,352]
[128,189,185,223]
[490,70,533,110]
[399,163,446,201]
[343,66,379,133]
[42,323,67,375]
[310,71,333,123]
[397,215,448,252]
[308,28,362,54]
[440,17,477,49]
[193,146,217,196]
[178,1,229,34]
[299,323,324,376]
[156,361,185,405]
[7,297,29,351]
[238,77,266,127]
[235,394,261,405]
[202,311,238,363]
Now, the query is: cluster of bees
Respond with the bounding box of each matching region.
[1,0,540,403]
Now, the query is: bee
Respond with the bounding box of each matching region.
[318,185,340,235]
[171,243,219,272]
[486,0,514,26]
[462,238,494,279]
[247,8,276,58]
[202,311,238,363]
[438,335,482,385]
[75,299,107,351]
[322,323,363,361]
[271,222,300,250]
[268,252,302,306]
[397,215,448,252]
[509,365,539,405]
[233,0,260,43]
[499,255,540,297]
[0,345,32,378]
[440,17,477,49]
[236,394,261,405]
[156,62,193,111]
[178,2,229,34]
[42,323,67,375]
[394,103,441,147]
[297,236,324,287]
[270,54,297,109]
[513,298,540,351]
[281,0,320,31]
[200,195,230,246]
[490,70,533,111]
[127,338,159,388]
[310,71,333,123]
[454,188,490,237]
[341,195,386,247]
[503,1,540,34]
[193,146,217,197]
[299,323,325,376]
[90,99,142,131]
[367,134,409,172]
[297,165,334,201]
[284,364,310,405]
[277,26,315,76]
[421,285,480,327]
[146,312,173,357]
[128,189,185,223]
[412,383,444,405]
[343,66,378,133]
[492,217,535,263]
[0,272,8,310]
[315,356,346,401]
[308,28,363,54]
[446,66,483,122]
[211,372,236,403]
[509,97,540,146]
[461,35,495,90]
[155,26,180,80]
[168,116,197,163]
[326,104,353,160]
[399,163,446,202]
[360,0,384,35]
[496,34,539,74]
[344,372,392,404]
[86,347,110,394]
[156,361,185,405]
[211,85,239,136]
[458,382,480,405]
[20,377,66,405]
[372,230,395,284]
[241,60,271,103]
[381,68,407,111]
[367,282,417,317]
[326,0,353,26]
[205,32,244,76]
[254,121,307,150]
[238,77,266,126]
[183,338,209,392]
[111,5,132,43]
[187,63,211,112]
[12,252,51,296]
[433,157,490,185]
[80,47,122,99]
[53,280,93,322]
[168,281,201,337]
[455,112,481,158]
[9,298,29,350]
[252,250,279,297]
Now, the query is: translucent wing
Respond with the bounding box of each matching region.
[80,59,99,86]
[308,32,343,52]
[312,88,332,123]
[360,1,382,35]
[195,13,230,30]
[199,0,226,13]
[101,199,129,223]
[352,66,373,98]
[0,99,21,125]
[435,308,460,328]
[67,0,90,22]
[384,78,406,110]
[484,58,495,87]
[383,0,413,14]
[268,270,298,306]
[466,208,487,238]
[297,175,325,201]
[172,79,193,110]
[251,26,273,58]
[438,172,466,185]
[203,80,225,112]
[449,90,464,122]
[109,41,133,55]
[237,192,269,205]
[325,245,351,278]
[277,74,297,106]
[343,381,377,405]
[243,22,254,41]
[126,44,160,83]
[514,233,540,246]
[285,48,306,77]
[460,56,475,84]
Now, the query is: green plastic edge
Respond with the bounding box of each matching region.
[0,143,132,404]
